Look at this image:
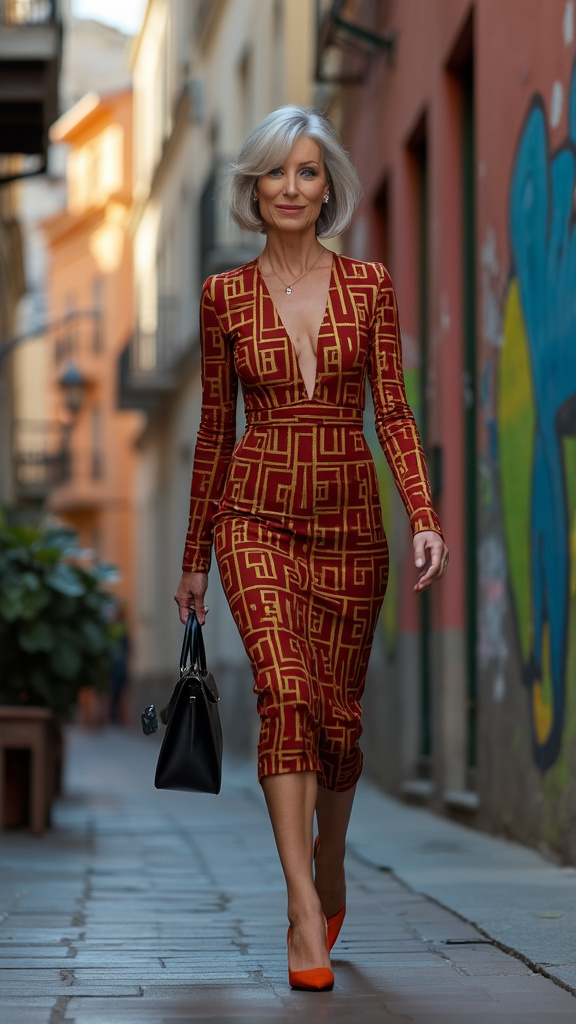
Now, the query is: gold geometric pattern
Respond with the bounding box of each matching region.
[182,254,441,790]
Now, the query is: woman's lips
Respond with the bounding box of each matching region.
[276,205,304,212]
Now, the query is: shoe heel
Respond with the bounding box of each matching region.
[287,926,334,992]
[313,836,346,951]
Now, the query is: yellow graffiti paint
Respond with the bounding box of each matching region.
[498,279,535,661]
[565,438,576,599]
[532,622,554,746]
[572,508,576,600]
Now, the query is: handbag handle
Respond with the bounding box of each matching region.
[179,608,207,676]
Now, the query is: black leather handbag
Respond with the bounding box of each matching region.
[151,610,223,794]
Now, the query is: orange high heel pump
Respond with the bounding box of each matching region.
[287,926,334,991]
[313,836,346,951]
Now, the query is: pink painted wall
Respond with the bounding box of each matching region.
[341,0,576,858]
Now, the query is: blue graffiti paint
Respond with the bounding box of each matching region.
[508,64,576,769]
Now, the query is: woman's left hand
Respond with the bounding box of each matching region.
[413,531,449,592]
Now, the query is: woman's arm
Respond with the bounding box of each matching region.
[368,268,448,590]
[175,278,238,622]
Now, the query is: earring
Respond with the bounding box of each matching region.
[253,191,258,203]
[323,193,330,204]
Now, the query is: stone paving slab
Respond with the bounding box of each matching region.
[0,1011,54,1024]
[0,727,575,1023]
[352,780,576,988]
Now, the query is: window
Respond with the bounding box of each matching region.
[91,405,104,479]
[92,278,103,352]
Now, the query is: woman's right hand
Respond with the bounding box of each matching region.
[174,571,209,625]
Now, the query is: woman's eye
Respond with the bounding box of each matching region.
[300,168,317,178]
[268,168,283,177]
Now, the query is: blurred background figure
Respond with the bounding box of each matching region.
[108,600,129,726]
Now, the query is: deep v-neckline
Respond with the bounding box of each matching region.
[256,255,336,400]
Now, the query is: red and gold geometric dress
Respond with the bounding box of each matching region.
[182,254,442,791]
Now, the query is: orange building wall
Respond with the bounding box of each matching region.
[42,90,141,628]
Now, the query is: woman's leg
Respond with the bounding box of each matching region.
[261,771,331,972]
[314,784,355,919]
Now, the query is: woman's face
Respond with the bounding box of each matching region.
[255,136,329,235]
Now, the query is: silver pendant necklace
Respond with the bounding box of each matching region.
[262,248,324,294]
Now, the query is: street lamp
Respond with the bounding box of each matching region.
[57,360,87,484]
[58,359,87,416]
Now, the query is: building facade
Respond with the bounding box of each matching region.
[327,0,576,860]
[124,0,576,862]
[41,89,141,618]
[0,0,60,508]
[125,0,320,740]
[10,1,132,512]
[0,181,26,509]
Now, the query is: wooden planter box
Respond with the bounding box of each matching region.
[0,707,62,834]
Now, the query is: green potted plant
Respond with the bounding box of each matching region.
[0,514,118,830]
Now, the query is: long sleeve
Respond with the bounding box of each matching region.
[182,278,238,572]
[368,268,442,537]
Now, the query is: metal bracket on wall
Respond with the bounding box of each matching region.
[0,154,47,186]
[315,0,397,84]
[0,310,100,364]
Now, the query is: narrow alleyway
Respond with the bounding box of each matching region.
[1,728,575,1023]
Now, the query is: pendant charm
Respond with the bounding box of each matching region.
[285,286,292,294]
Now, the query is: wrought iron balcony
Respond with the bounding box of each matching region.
[133,295,182,377]
[0,0,61,181]
[13,419,106,506]
[1,1,55,25]
[118,296,185,409]
[315,0,396,84]
[199,159,261,283]
[12,419,67,503]
[119,162,260,410]
[195,0,225,40]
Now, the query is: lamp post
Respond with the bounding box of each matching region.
[58,359,87,416]
[57,360,87,481]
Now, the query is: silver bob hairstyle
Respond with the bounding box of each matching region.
[228,105,362,238]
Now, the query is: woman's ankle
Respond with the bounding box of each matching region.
[287,892,325,929]
[314,864,346,919]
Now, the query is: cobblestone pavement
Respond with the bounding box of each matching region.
[1,727,576,1023]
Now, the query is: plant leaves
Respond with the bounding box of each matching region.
[91,561,120,583]
[46,563,86,598]
[49,642,82,680]
[0,575,28,620]
[30,545,61,565]
[18,587,51,620]
[0,524,37,548]
[37,527,77,551]
[0,519,114,715]
[80,618,107,656]
[18,620,55,653]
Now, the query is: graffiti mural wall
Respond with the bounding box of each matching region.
[498,60,576,772]
[342,0,576,857]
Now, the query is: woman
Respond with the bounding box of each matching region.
[174,106,448,991]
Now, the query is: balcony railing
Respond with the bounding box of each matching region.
[133,294,182,376]
[53,446,105,486]
[52,307,103,371]
[12,420,106,504]
[120,163,261,410]
[118,296,184,408]
[315,0,395,84]
[199,159,262,282]
[12,420,66,503]
[0,0,60,181]
[0,0,57,26]
[195,0,225,39]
